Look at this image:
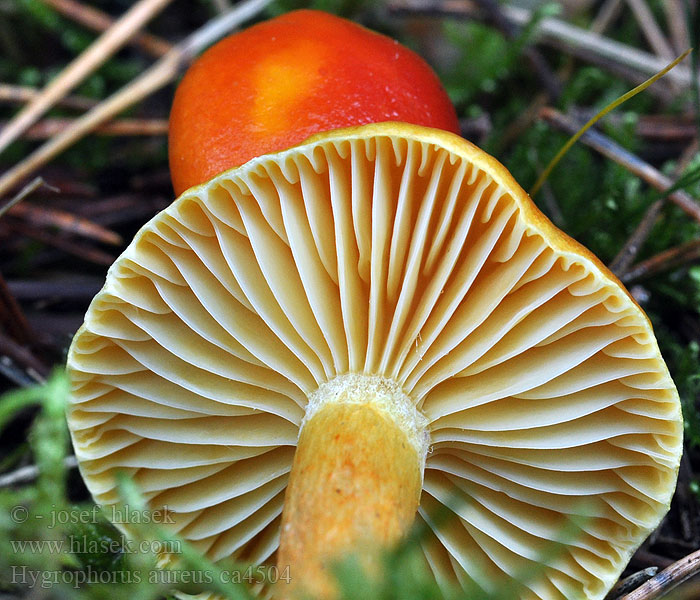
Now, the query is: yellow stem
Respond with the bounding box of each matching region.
[276,377,426,598]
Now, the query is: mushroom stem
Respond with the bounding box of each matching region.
[276,375,427,598]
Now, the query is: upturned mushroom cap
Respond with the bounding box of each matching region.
[67,123,683,599]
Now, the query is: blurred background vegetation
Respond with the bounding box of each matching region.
[1,0,700,598]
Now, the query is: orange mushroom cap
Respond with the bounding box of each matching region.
[168,9,460,195]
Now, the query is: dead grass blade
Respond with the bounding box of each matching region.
[5,117,169,139]
[619,548,700,600]
[539,107,700,223]
[0,83,97,111]
[0,0,174,155]
[531,49,691,197]
[41,0,171,57]
[7,203,123,245]
[0,0,273,201]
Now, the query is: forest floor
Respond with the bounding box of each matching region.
[1,1,700,599]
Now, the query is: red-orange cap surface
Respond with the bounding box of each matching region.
[168,9,460,195]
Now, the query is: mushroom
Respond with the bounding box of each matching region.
[67,123,683,599]
[167,8,460,196]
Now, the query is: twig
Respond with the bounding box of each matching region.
[40,0,171,57]
[8,277,104,301]
[609,199,664,276]
[1,117,169,139]
[684,0,700,139]
[7,221,116,266]
[531,49,690,197]
[495,0,620,157]
[664,0,691,55]
[621,238,700,283]
[0,0,273,201]
[22,174,98,198]
[210,0,232,14]
[0,271,33,345]
[497,93,548,154]
[0,456,78,488]
[626,0,675,61]
[619,548,700,600]
[653,535,700,554]
[459,114,492,141]
[610,124,700,277]
[676,453,700,544]
[677,139,700,174]
[539,107,700,223]
[387,0,693,86]
[0,0,174,155]
[0,83,97,111]
[74,192,167,216]
[631,549,675,571]
[19,313,87,342]
[0,331,49,381]
[606,567,658,600]
[0,355,44,387]
[7,203,123,245]
[471,0,560,100]
[540,177,566,228]
[569,110,698,140]
[0,177,56,219]
[591,0,624,33]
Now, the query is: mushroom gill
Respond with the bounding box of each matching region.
[67,123,683,599]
